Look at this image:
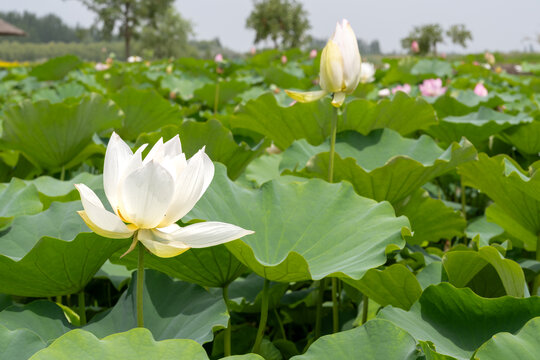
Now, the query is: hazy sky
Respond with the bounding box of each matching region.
[2,0,540,53]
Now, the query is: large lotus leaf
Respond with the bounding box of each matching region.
[454,91,505,109]
[29,328,209,360]
[458,154,540,250]
[499,120,540,154]
[95,260,133,290]
[411,59,453,77]
[395,189,466,245]
[292,319,418,360]
[244,154,283,187]
[342,264,422,310]
[32,83,86,104]
[111,87,183,140]
[0,301,73,344]
[85,270,228,344]
[112,244,246,288]
[193,80,250,110]
[0,94,122,172]
[0,201,128,296]
[136,120,267,179]
[29,55,82,81]
[229,93,334,149]
[378,283,540,360]
[226,273,289,313]
[341,92,438,136]
[0,324,46,360]
[22,173,103,208]
[465,217,504,248]
[160,74,210,100]
[281,129,476,204]
[427,107,532,147]
[443,246,526,297]
[474,317,540,360]
[0,178,42,229]
[263,66,312,89]
[186,164,410,282]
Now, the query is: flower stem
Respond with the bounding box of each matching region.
[314,278,325,340]
[137,242,145,328]
[252,278,270,353]
[60,166,65,181]
[78,289,86,326]
[328,107,338,183]
[361,294,369,325]
[222,284,232,357]
[460,175,467,221]
[331,278,339,332]
[274,308,286,340]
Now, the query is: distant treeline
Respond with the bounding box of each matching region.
[0,11,101,43]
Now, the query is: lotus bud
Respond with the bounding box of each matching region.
[309,49,317,59]
[474,83,488,97]
[411,40,420,53]
[214,53,224,63]
[281,55,288,64]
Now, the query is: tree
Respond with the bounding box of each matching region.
[139,8,193,59]
[401,24,444,56]
[446,24,473,48]
[0,11,81,43]
[246,0,310,49]
[74,0,174,58]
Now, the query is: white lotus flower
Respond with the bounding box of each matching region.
[75,133,254,258]
[285,19,361,107]
[359,62,375,83]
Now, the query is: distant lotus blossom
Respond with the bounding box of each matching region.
[484,52,495,65]
[514,65,523,73]
[250,47,256,55]
[392,84,411,95]
[166,64,173,74]
[440,52,447,59]
[419,78,447,97]
[411,40,420,53]
[106,57,114,65]
[214,53,224,63]
[281,55,288,64]
[95,62,110,71]
[378,88,391,97]
[473,61,479,66]
[360,62,375,83]
[474,83,488,97]
[127,56,142,63]
[309,49,317,58]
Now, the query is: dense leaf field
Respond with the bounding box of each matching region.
[1,49,540,359]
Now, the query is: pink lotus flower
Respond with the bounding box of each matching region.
[309,49,317,58]
[250,47,256,55]
[214,53,224,63]
[392,84,411,95]
[411,41,419,53]
[419,78,447,97]
[474,83,488,97]
[281,55,287,64]
[95,62,110,71]
[378,88,391,97]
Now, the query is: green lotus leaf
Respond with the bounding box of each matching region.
[443,246,526,297]
[378,283,540,360]
[0,324,46,360]
[186,164,410,282]
[160,74,210,100]
[474,316,540,360]
[111,87,183,141]
[0,94,121,172]
[29,55,82,81]
[343,264,422,310]
[499,120,540,155]
[291,319,418,360]
[112,244,246,288]
[341,91,438,136]
[427,107,532,147]
[411,59,453,77]
[263,66,312,89]
[0,201,128,296]
[193,80,250,110]
[29,328,208,360]
[95,260,133,290]
[466,217,504,248]
[0,301,73,344]
[395,189,466,245]
[136,120,268,179]
[0,178,42,229]
[32,83,86,103]
[281,129,476,204]
[85,270,228,344]
[458,154,540,250]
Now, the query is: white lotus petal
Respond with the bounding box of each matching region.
[284,90,327,103]
[320,40,344,93]
[340,21,361,91]
[119,160,174,229]
[332,92,346,107]
[103,132,133,213]
[158,148,214,227]
[142,138,164,165]
[163,135,182,157]
[137,229,190,258]
[75,183,134,239]
[154,221,254,248]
